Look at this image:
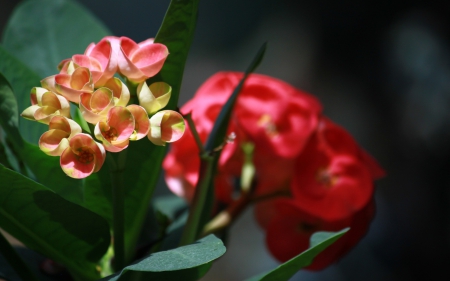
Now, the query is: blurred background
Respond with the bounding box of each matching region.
[2,0,450,280]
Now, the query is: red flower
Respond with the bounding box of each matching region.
[261,117,384,268]
[163,72,322,203]
[291,118,384,221]
[265,198,375,270]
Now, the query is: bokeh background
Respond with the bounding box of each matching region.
[2,0,450,280]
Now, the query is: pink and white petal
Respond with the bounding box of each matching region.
[34,106,58,123]
[70,67,93,91]
[30,87,48,105]
[55,94,71,117]
[107,106,135,141]
[39,130,70,156]
[80,93,105,124]
[40,75,57,93]
[57,59,71,73]
[137,38,155,48]
[126,105,150,140]
[104,78,130,106]
[108,139,129,153]
[60,146,95,179]
[92,141,106,172]
[90,87,114,114]
[131,43,168,78]
[137,82,171,114]
[21,105,40,121]
[84,42,96,56]
[118,52,146,82]
[159,110,185,143]
[149,82,171,111]
[41,92,62,109]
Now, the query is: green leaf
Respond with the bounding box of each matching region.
[0,164,111,281]
[0,71,85,204]
[2,0,111,78]
[100,235,225,281]
[0,46,44,144]
[121,0,200,264]
[149,0,200,110]
[245,228,349,281]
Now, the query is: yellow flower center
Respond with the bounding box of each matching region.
[316,168,338,188]
[257,114,278,137]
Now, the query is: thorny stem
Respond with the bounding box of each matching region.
[183,112,205,154]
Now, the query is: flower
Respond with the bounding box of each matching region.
[259,117,384,268]
[148,110,185,146]
[59,37,117,87]
[79,87,115,124]
[39,116,81,156]
[163,72,322,203]
[21,87,70,124]
[41,63,94,103]
[265,198,375,270]
[137,81,171,114]
[60,133,105,179]
[117,37,169,83]
[94,106,135,152]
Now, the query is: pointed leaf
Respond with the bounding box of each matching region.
[148,0,200,110]
[245,228,349,281]
[0,46,44,144]
[0,164,111,281]
[0,71,85,204]
[2,0,111,78]
[100,235,225,281]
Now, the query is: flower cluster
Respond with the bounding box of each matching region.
[21,36,185,179]
[163,72,385,269]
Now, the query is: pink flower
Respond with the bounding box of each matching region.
[94,106,135,152]
[148,110,185,146]
[21,87,70,124]
[126,105,150,141]
[117,37,169,83]
[60,133,105,179]
[41,63,94,103]
[59,37,117,87]
[39,116,81,156]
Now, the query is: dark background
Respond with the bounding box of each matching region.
[2,0,450,280]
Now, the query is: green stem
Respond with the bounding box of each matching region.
[107,152,127,271]
[184,113,205,154]
[179,153,215,246]
[0,231,40,281]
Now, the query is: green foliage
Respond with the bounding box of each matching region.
[2,0,111,78]
[245,228,349,281]
[0,46,43,144]
[0,164,110,281]
[100,235,225,281]
[149,0,200,110]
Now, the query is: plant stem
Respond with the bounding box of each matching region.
[183,113,205,154]
[0,230,40,281]
[179,153,215,246]
[107,152,127,271]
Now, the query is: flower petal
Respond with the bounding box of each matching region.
[137,81,171,114]
[126,105,150,140]
[148,110,185,146]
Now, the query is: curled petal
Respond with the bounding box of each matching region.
[148,110,185,146]
[94,106,134,152]
[118,37,169,82]
[79,88,114,124]
[60,133,105,178]
[40,75,57,93]
[22,88,70,123]
[137,82,171,114]
[55,67,94,102]
[39,116,82,156]
[103,77,130,106]
[126,105,150,140]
